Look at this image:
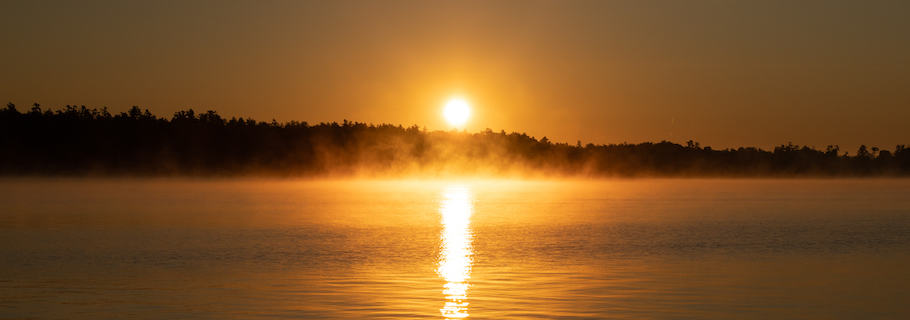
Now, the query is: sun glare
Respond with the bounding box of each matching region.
[443,97,471,128]
[437,186,473,319]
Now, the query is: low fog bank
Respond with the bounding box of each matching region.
[2,104,910,178]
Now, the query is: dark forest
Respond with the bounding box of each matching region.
[2,103,908,177]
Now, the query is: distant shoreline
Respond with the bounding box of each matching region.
[2,104,909,177]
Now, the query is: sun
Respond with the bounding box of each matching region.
[443,97,471,128]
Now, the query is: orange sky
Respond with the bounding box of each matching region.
[1,0,908,151]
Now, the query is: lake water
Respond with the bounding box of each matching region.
[1,179,909,319]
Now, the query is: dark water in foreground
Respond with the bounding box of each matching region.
[1,179,909,319]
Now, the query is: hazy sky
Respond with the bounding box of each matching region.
[2,0,908,151]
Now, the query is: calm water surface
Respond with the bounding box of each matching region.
[1,179,909,319]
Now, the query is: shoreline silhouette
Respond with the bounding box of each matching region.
[2,103,908,177]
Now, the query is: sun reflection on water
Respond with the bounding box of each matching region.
[437,186,474,319]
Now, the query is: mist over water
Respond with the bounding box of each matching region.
[1,178,909,319]
[4,106,910,178]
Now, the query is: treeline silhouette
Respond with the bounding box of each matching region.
[2,103,909,177]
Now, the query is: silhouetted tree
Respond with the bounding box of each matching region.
[0,103,907,177]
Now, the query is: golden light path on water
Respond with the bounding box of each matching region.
[437,186,474,319]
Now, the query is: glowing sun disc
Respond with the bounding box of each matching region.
[443,98,471,127]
